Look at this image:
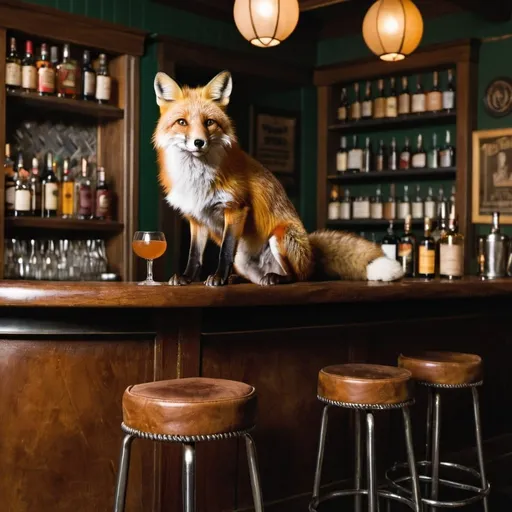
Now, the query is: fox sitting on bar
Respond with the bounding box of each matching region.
[153,70,403,286]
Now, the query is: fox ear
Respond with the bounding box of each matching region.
[154,72,183,107]
[203,71,232,107]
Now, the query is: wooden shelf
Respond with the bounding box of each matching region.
[328,167,456,184]
[326,218,424,228]
[5,217,124,235]
[328,111,456,133]
[6,90,124,120]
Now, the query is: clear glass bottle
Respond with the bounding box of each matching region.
[439,215,464,280]
[432,201,448,244]
[443,69,456,112]
[352,195,370,219]
[339,188,351,220]
[14,158,31,217]
[427,71,442,112]
[381,220,399,260]
[428,133,439,168]
[27,239,43,281]
[351,82,361,121]
[95,53,111,104]
[398,76,411,115]
[411,74,426,114]
[383,184,397,220]
[411,134,426,169]
[362,81,372,119]
[336,136,348,173]
[399,214,417,277]
[347,135,363,173]
[370,185,383,219]
[328,185,340,220]
[397,185,411,219]
[362,137,372,172]
[424,186,436,219]
[57,44,78,98]
[440,130,455,168]
[386,77,398,118]
[412,185,424,219]
[337,87,349,122]
[373,79,385,119]
[418,217,436,279]
[29,157,42,217]
[388,137,398,171]
[375,140,386,172]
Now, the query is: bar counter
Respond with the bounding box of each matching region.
[1,278,511,511]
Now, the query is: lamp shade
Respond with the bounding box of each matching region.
[362,0,424,62]
[234,0,300,48]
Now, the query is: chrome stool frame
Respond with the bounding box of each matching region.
[113,423,264,512]
[385,381,490,511]
[309,397,422,512]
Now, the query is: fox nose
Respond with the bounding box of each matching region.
[194,139,205,149]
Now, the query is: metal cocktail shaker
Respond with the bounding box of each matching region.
[479,211,509,279]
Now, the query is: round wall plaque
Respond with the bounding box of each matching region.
[484,77,512,118]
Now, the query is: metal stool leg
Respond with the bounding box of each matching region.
[355,409,363,512]
[403,406,423,512]
[312,405,330,501]
[182,442,196,512]
[113,434,134,512]
[430,393,441,512]
[425,387,434,497]
[472,387,489,512]
[245,434,264,512]
[366,412,377,512]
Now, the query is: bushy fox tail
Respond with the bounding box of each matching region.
[308,230,404,282]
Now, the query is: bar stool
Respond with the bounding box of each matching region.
[113,377,264,512]
[386,351,490,510]
[309,364,422,512]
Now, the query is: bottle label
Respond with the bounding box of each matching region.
[411,93,426,113]
[38,67,55,93]
[440,244,464,277]
[398,202,411,219]
[351,102,361,121]
[61,182,75,215]
[336,152,347,172]
[96,75,111,101]
[79,185,93,215]
[443,91,455,110]
[427,91,442,111]
[386,98,397,118]
[412,202,424,219]
[412,153,426,168]
[352,201,370,219]
[5,185,15,210]
[382,244,397,260]
[398,94,410,114]
[439,149,452,168]
[59,65,76,88]
[337,106,347,121]
[362,100,372,118]
[399,242,413,260]
[383,202,396,220]
[370,202,383,219]
[424,200,436,219]
[376,155,384,172]
[84,71,96,96]
[419,247,435,274]
[328,202,340,220]
[15,189,31,211]
[44,182,58,210]
[340,202,351,220]
[374,98,385,118]
[399,151,410,169]
[22,65,37,90]
[6,62,21,86]
[348,149,363,171]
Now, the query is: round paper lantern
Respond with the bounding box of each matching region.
[362,0,424,62]
[234,0,300,48]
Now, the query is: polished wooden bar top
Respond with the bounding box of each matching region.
[0,277,511,308]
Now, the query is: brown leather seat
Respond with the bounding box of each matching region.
[122,377,257,437]
[318,364,412,405]
[399,351,483,386]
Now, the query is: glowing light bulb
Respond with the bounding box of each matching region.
[256,0,275,18]
[383,15,399,35]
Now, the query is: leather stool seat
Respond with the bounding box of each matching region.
[399,351,482,386]
[122,377,257,437]
[318,364,412,405]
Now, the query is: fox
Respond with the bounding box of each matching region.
[153,70,404,286]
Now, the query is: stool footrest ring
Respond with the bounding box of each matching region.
[317,396,415,410]
[417,380,483,389]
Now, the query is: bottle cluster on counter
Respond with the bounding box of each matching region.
[335,130,455,173]
[328,184,455,221]
[336,69,455,123]
[5,36,111,103]
[4,144,112,220]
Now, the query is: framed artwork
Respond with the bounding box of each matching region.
[472,127,512,223]
[483,77,512,118]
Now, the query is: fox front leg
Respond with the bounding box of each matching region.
[205,206,248,287]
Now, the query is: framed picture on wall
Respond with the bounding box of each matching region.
[249,106,300,195]
[473,127,512,223]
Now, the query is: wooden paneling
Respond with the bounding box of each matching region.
[0,28,6,279]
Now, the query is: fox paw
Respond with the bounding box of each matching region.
[168,274,192,286]
[366,257,404,282]
[205,273,229,286]
[259,273,291,286]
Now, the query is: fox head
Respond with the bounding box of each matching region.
[153,71,236,158]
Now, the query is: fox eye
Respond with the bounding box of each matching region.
[205,119,216,127]
[177,118,187,126]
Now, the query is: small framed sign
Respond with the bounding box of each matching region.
[472,127,512,223]
[483,77,512,118]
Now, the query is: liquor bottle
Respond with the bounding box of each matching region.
[337,87,349,122]
[340,188,351,220]
[362,81,373,119]
[388,137,398,171]
[81,50,96,101]
[21,40,37,93]
[449,185,456,212]
[4,144,15,216]
[397,185,411,219]
[411,134,427,169]
[362,137,372,172]
[42,152,59,217]
[418,217,436,279]
[6,37,21,92]
[383,184,396,220]
[350,83,361,121]
[399,137,411,170]
[440,130,455,168]
[37,43,55,96]
[428,133,439,168]
[426,71,442,112]
[432,201,448,243]
[481,211,508,279]
[347,135,363,173]
[57,44,78,99]
[60,157,75,218]
[385,77,398,118]
[95,53,111,104]
[370,185,383,219]
[443,69,456,112]
[29,157,41,216]
[411,75,426,114]
[398,76,411,115]
[412,185,424,219]
[14,157,31,217]
[328,185,340,220]
[439,215,464,279]
[352,195,370,219]
[373,79,385,119]
[336,136,348,173]
[77,157,93,219]
[381,220,399,260]
[424,186,436,219]
[398,214,417,277]
[376,140,386,172]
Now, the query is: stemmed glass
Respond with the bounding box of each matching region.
[132,231,167,285]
